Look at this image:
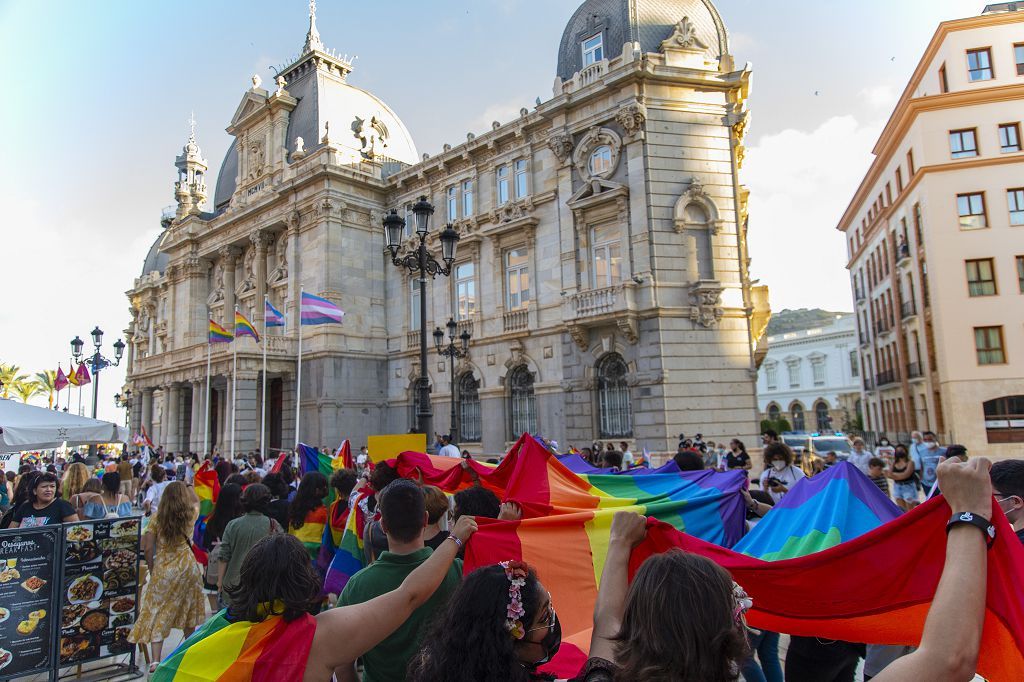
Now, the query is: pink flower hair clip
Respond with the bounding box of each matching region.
[500,560,530,640]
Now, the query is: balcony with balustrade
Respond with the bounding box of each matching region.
[562,283,639,338]
[875,369,899,387]
[906,361,924,380]
[901,300,917,320]
[503,308,529,333]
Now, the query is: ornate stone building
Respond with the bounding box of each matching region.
[124,0,769,456]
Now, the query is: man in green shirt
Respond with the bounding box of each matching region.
[218,484,282,598]
[336,479,462,682]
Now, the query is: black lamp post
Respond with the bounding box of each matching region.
[71,326,125,423]
[383,196,460,450]
[433,318,471,443]
[114,389,132,428]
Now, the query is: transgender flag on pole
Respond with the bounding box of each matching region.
[300,291,344,325]
[265,299,286,328]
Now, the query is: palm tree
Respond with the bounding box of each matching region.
[0,363,28,399]
[35,370,57,408]
[11,380,43,403]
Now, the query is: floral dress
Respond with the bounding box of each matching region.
[129,527,206,643]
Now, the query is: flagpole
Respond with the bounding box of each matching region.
[204,314,211,458]
[295,287,303,450]
[261,295,268,462]
[231,305,238,461]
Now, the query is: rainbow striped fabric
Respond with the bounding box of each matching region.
[297,443,337,504]
[734,462,901,560]
[209,319,233,343]
[234,310,259,342]
[264,299,285,328]
[152,610,316,681]
[191,461,221,547]
[299,291,344,325]
[323,492,367,596]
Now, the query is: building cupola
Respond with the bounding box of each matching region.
[174,112,208,219]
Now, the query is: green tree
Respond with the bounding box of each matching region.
[11,380,43,403]
[0,363,28,399]
[35,370,57,408]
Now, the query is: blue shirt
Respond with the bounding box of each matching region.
[912,443,946,487]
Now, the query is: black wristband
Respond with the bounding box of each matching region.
[946,511,995,548]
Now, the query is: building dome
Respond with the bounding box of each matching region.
[214,32,418,211]
[556,0,729,81]
[140,228,170,277]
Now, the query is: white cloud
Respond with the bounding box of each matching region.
[744,115,884,313]
[859,84,898,111]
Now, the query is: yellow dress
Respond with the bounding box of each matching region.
[128,527,206,643]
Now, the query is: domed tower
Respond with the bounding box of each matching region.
[174,113,208,219]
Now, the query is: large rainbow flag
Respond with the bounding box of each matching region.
[557,454,681,476]
[734,461,901,560]
[297,443,336,503]
[322,491,368,596]
[465,495,1024,681]
[152,611,316,681]
[191,461,221,547]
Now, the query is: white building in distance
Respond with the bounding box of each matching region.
[757,314,861,433]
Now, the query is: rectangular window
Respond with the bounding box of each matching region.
[446,186,458,221]
[1009,188,1024,226]
[505,248,530,310]
[850,351,860,378]
[913,202,923,243]
[1017,256,1024,293]
[410,279,421,330]
[1015,44,1024,76]
[949,129,978,158]
[582,33,603,66]
[907,149,915,176]
[965,258,997,296]
[957,192,987,230]
[462,179,474,216]
[765,364,777,390]
[939,63,949,93]
[591,223,622,288]
[896,167,903,193]
[974,326,1006,365]
[514,159,528,199]
[812,360,826,386]
[967,48,993,81]
[496,165,509,206]
[787,361,800,388]
[999,123,1021,153]
[455,262,476,321]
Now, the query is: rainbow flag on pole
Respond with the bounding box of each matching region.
[152,610,316,681]
[209,319,233,344]
[299,292,344,325]
[265,299,285,328]
[234,310,259,342]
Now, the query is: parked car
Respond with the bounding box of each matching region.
[780,432,812,471]
[807,434,855,472]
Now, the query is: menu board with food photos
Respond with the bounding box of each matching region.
[0,525,60,680]
[58,517,142,667]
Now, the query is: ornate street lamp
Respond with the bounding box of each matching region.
[71,327,125,451]
[382,196,460,448]
[114,389,132,428]
[433,318,471,443]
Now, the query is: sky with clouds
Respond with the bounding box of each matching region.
[0,0,978,421]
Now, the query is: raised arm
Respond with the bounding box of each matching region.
[589,511,647,662]
[873,457,992,682]
[305,515,478,677]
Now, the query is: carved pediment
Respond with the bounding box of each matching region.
[228,90,269,130]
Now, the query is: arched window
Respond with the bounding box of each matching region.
[767,404,780,422]
[815,401,831,431]
[508,366,536,438]
[458,373,481,443]
[791,403,805,431]
[596,353,632,438]
[589,145,612,175]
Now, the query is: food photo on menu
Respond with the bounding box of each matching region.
[0,529,58,677]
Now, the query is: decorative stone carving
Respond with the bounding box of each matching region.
[567,325,589,352]
[490,197,534,225]
[247,140,266,180]
[251,73,262,90]
[616,317,639,344]
[661,17,708,51]
[615,103,647,139]
[275,75,287,95]
[674,176,725,235]
[492,121,501,130]
[546,131,573,166]
[268,233,288,284]
[356,115,389,158]
[572,126,622,182]
[238,246,256,293]
[689,282,724,328]
[293,136,306,160]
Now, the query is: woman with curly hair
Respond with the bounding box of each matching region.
[61,462,91,503]
[129,480,206,672]
[407,560,562,681]
[289,471,329,561]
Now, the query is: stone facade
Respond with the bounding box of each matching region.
[124,0,769,456]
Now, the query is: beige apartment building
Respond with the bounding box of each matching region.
[837,3,1024,455]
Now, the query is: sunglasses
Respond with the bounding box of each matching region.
[524,600,556,635]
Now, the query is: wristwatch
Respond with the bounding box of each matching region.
[946,511,996,548]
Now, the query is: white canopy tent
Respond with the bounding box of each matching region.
[0,398,128,454]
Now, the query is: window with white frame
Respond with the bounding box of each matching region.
[497,166,510,206]
[582,33,603,66]
[505,248,530,310]
[787,360,801,388]
[455,262,476,320]
[591,222,622,288]
[812,357,826,386]
[462,179,474,216]
[949,129,978,158]
[447,186,458,221]
[514,159,528,199]
[409,279,422,330]
[1008,188,1024,226]
[765,363,778,390]
[589,145,612,175]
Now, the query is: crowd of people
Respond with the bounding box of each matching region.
[0,433,1021,681]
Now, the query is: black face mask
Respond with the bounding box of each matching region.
[523,614,562,669]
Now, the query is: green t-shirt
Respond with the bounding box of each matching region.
[338,546,462,682]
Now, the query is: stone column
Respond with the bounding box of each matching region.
[220,246,238,329]
[190,380,203,451]
[141,388,154,438]
[167,383,182,453]
[252,230,270,326]
[234,372,259,453]
[129,393,143,438]
[286,215,300,334]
